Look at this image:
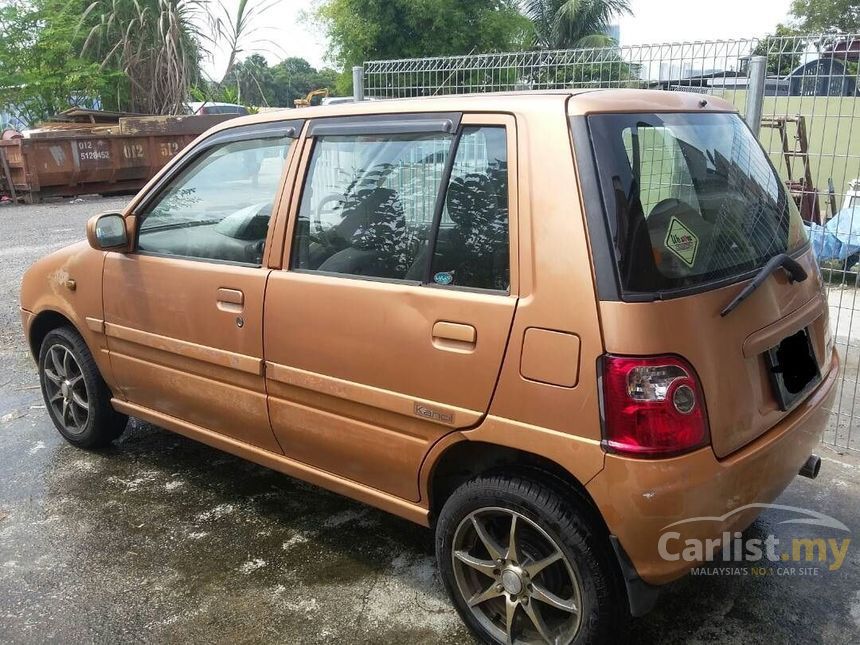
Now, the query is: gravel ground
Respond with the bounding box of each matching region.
[1,196,859,644]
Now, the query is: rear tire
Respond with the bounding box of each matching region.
[435,474,628,644]
[38,326,127,449]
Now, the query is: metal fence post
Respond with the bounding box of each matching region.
[745,55,767,137]
[352,66,365,102]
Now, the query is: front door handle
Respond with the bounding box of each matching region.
[432,321,477,352]
[217,288,244,313]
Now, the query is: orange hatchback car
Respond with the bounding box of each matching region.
[20,90,839,644]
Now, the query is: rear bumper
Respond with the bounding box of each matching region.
[587,347,839,586]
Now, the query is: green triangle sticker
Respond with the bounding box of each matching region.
[664,217,699,268]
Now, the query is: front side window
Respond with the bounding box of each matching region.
[291,125,510,291]
[138,136,292,265]
[588,112,807,294]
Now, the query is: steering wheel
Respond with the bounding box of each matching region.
[313,193,345,239]
[249,239,266,265]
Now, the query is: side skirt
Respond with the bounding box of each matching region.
[111,399,431,527]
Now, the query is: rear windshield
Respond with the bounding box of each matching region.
[587,112,808,295]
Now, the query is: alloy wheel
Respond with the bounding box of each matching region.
[452,507,584,645]
[42,344,90,435]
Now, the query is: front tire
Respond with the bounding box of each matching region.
[435,474,628,644]
[38,326,127,449]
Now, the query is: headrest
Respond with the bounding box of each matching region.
[446,173,499,227]
[350,188,406,251]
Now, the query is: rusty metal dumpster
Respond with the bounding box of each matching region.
[0,133,197,202]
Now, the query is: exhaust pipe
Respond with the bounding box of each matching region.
[799,454,821,480]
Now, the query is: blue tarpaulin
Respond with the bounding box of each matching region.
[806,207,860,261]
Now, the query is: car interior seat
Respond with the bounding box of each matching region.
[317,187,408,277]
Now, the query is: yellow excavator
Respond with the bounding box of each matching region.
[294,89,330,108]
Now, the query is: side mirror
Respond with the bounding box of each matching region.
[87,213,131,251]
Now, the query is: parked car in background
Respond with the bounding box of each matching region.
[185,101,249,116]
[20,90,838,644]
[320,96,355,106]
[320,96,380,106]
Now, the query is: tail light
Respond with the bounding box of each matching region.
[600,355,709,458]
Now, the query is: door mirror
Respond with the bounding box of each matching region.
[87,213,129,251]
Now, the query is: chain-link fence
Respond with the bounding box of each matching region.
[364,34,860,452]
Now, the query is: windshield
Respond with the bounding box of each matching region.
[587,112,808,294]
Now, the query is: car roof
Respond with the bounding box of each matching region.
[203,89,738,135]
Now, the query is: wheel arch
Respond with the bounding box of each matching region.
[426,438,654,620]
[425,439,606,531]
[28,309,79,359]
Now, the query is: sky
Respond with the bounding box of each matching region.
[202,0,325,80]
[617,0,794,46]
[201,0,797,80]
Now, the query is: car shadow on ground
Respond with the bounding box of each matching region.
[24,417,858,645]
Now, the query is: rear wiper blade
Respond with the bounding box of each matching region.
[720,253,807,317]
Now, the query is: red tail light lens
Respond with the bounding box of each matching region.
[601,355,709,458]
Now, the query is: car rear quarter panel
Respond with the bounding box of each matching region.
[442,97,607,488]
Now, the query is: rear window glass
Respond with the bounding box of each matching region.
[588,112,807,294]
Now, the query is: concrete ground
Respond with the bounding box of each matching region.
[1,196,860,644]
[826,283,860,452]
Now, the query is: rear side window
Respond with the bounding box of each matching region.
[291,125,510,291]
[588,112,807,294]
[431,127,509,290]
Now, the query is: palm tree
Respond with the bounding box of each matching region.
[523,0,632,50]
[213,0,281,84]
[81,0,206,114]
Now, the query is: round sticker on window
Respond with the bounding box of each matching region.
[434,272,454,285]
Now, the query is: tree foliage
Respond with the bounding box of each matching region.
[2,0,287,123]
[220,53,274,105]
[217,55,339,107]
[315,0,531,91]
[789,0,860,33]
[524,0,632,49]
[269,57,339,106]
[0,1,112,126]
[751,24,805,76]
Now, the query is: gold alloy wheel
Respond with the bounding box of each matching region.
[452,507,584,645]
[42,344,90,435]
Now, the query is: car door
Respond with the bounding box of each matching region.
[264,113,518,501]
[103,121,302,453]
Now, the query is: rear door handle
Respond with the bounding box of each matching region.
[432,321,477,352]
[217,288,244,313]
